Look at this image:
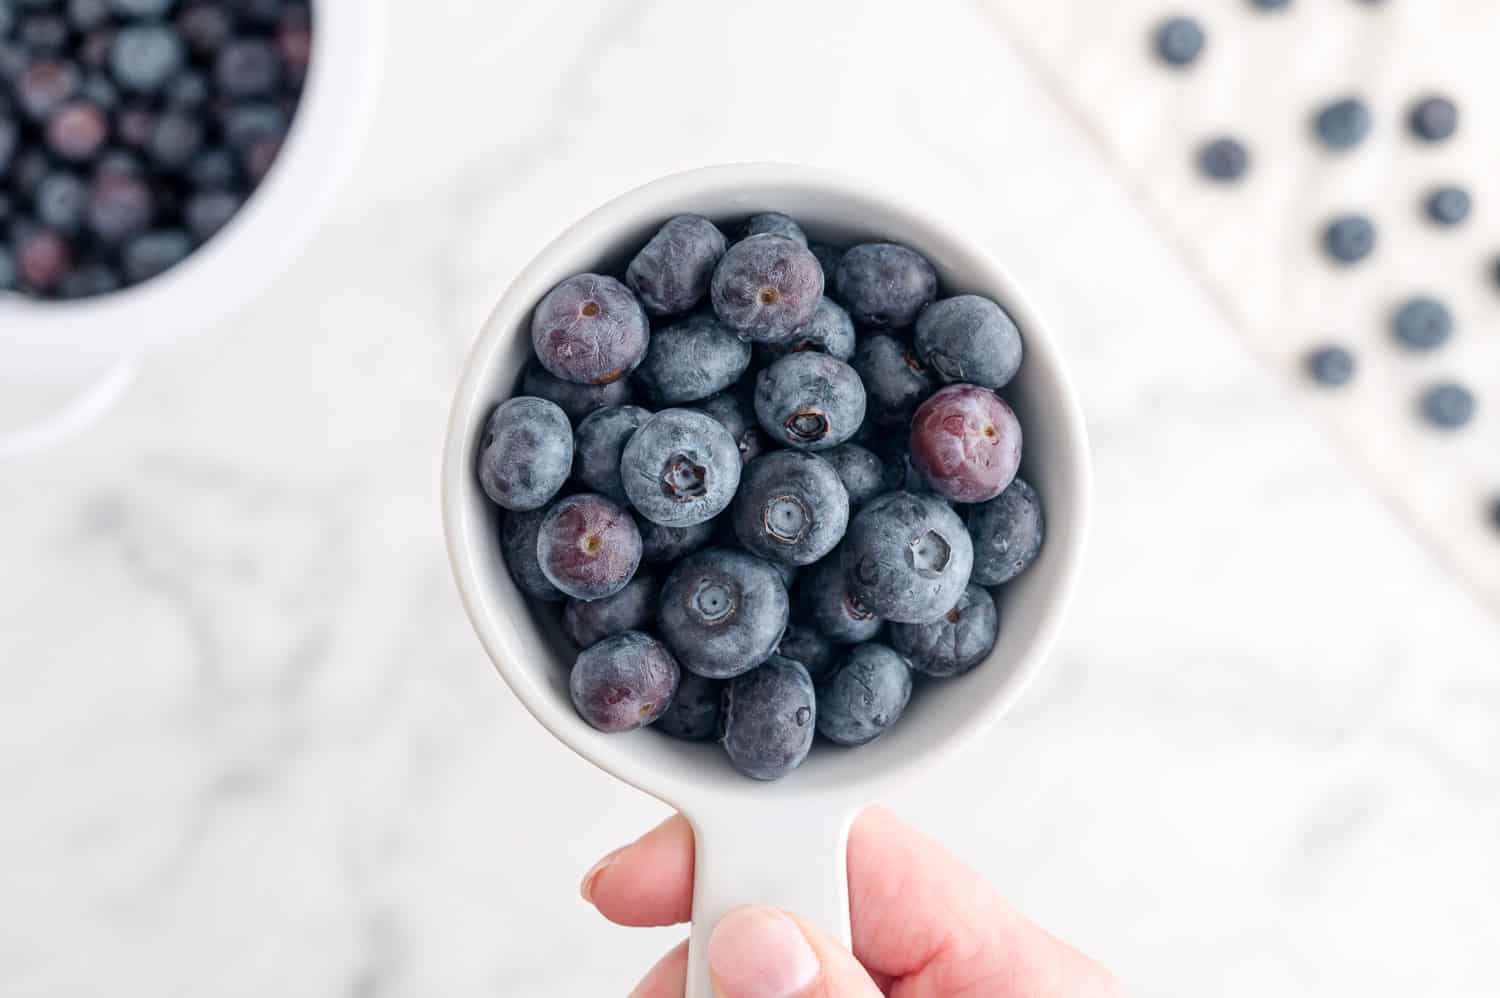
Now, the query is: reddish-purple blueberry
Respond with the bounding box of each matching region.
[531,273,650,385]
[909,384,1022,504]
[569,631,680,733]
[537,493,643,601]
[710,233,824,343]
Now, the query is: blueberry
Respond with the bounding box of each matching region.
[710,233,824,343]
[1154,16,1205,67]
[659,547,789,679]
[277,7,311,81]
[731,450,850,566]
[754,352,866,451]
[177,4,234,55]
[57,261,117,299]
[816,642,912,746]
[852,333,933,429]
[1314,97,1371,150]
[0,118,17,175]
[188,147,238,189]
[223,102,289,150]
[743,212,807,247]
[571,404,651,502]
[1305,344,1356,387]
[569,631,679,733]
[531,273,650,385]
[0,247,17,291]
[13,227,72,294]
[889,583,998,678]
[967,477,1044,586]
[45,100,109,161]
[115,106,157,148]
[86,171,153,242]
[914,294,1023,390]
[775,624,838,683]
[1425,186,1470,227]
[68,0,111,31]
[821,444,888,511]
[165,70,209,108]
[122,228,189,282]
[636,513,717,564]
[78,29,111,70]
[693,389,769,465]
[835,242,938,329]
[910,384,1022,504]
[233,0,287,27]
[476,396,573,511]
[19,13,69,52]
[808,241,842,282]
[240,135,281,182]
[110,25,184,93]
[537,493,642,601]
[564,570,659,648]
[36,173,88,234]
[1419,382,1475,429]
[1197,137,1249,182]
[79,73,118,109]
[721,655,815,780]
[621,408,742,527]
[843,491,973,623]
[633,312,751,404]
[148,111,205,169]
[799,548,883,643]
[499,508,566,602]
[110,0,177,15]
[764,297,856,362]
[625,214,727,316]
[17,61,80,121]
[521,359,636,425]
[879,443,937,497]
[12,148,51,200]
[1392,296,1453,351]
[216,39,282,98]
[1323,215,1376,264]
[654,670,724,741]
[185,190,242,242]
[1409,96,1458,143]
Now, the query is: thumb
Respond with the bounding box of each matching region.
[708,905,882,998]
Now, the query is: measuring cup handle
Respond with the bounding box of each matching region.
[683,803,856,998]
[0,359,138,459]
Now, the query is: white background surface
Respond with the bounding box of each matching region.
[4,1,1499,995]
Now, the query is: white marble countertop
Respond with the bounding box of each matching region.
[4,1,1498,995]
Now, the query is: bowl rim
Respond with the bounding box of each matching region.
[0,0,386,374]
[441,162,1092,811]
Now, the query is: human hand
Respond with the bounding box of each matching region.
[580,805,1119,997]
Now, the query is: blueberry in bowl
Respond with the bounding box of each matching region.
[1,0,382,451]
[444,165,1088,801]
[0,0,329,302]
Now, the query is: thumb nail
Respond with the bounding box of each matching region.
[708,906,819,998]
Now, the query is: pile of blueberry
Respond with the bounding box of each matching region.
[476,212,1045,781]
[1153,3,1499,529]
[0,0,312,300]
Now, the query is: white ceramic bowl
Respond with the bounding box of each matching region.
[441,163,1090,998]
[0,0,384,453]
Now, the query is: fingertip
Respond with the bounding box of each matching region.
[584,812,696,927]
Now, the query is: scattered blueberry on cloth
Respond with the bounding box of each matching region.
[985,0,1500,613]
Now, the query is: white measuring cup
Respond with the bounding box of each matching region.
[441,163,1091,997]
